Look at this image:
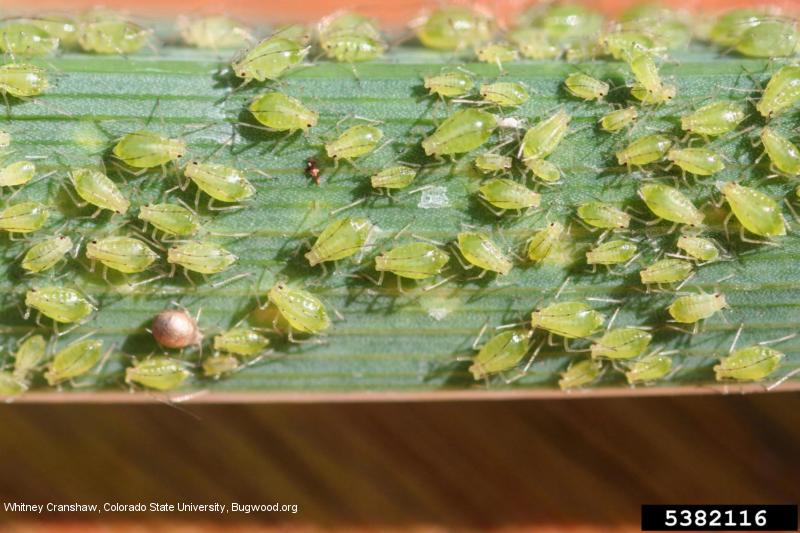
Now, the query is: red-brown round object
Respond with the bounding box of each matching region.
[151,309,203,349]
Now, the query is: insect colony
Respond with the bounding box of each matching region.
[0,5,799,395]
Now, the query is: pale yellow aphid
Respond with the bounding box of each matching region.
[178,15,252,49]
[638,183,704,226]
[527,222,565,262]
[559,358,602,390]
[676,235,720,263]
[456,231,513,275]
[716,181,786,239]
[591,327,652,360]
[586,240,637,265]
[599,107,637,133]
[0,160,35,187]
[668,292,727,324]
[531,301,605,339]
[625,353,672,384]
[564,72,609,101]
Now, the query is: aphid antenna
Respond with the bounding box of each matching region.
[329,198,366,217]
[423,274,456,292]
[766,366,800,392]
[554,276,570,300]
[586,297,623,305]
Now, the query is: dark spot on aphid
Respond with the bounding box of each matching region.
[306,158,321,185]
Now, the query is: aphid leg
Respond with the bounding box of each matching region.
[739,225,779,247]
[286,328,325,345]
[758,332,798,346]
[209,272,251,289]
[330,198,366,217]
[208,198,245,212]
[728,323,744,353]
[465,269,487,281]
[182,268,197,289]
[423,274,456,292]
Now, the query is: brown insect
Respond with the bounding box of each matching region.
[306,158,321,185]
[151,308,203,349]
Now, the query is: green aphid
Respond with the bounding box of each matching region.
[305,217,372,266]
[559,358,602,390]
[757,65,800,119]
[668,292,727,324]
[45,338,103,385]
[424,69,474,98]
[631,82,676,105]
[249,92,318,133]
[167,241,237,274]
[0,63,49,98]
[422,109,497,157]
[625,353,672,384]
[714,345,784,382]
[0,160,35,187]
[86,236,158,274]
[138,203,200,237]
[717,181,785,238]
[577,202,630,230]
[414,6,493,51]
[680,101,746,136]
[0,22,59,57]
[709,9,764,47]
[478,178,540,212]
[469,330,530,381]
[600,107,638,133]
[78,19,151,54]
[479,82,530,108]
[601,30,658,62]
[585,240,637,265]
[69,168,130,214]
[591,327,652,360]
[27,16,79,47]
[184,161,255,203]
[628,53,670,97]
[179,15,252,49]
[321,31,386,63]
[0,202,48,234]
[760,127,800,176]
[676,236,720,262]
[508,27,559,59]
[13,334,47,381]
[475,42,518,67]
[370,165,417,190]
[374,242,449,280]
[527,222,564,262]
[125,357,191,391]
[474,153,512,174]
[619,5,691,50]
[520,108,570,161]
[531,301,605,339]
[25,286,94,324]
[616,134,672,167]
[564,72,609,101]
[271,24,311,46]
[639,258,693,285]
[736,19,797,58]
[527,158,562,183]
[232,34,309,82]
[203,354,240,378]
[325,125,383,162]
[213,327,270,357]
[318,12,381,42]
[639,183,704,226]
[21,235,73,273]
[0,371,27,397]
[535,3,603,42]
[456,231,513,275]
[268,283,330,334]
[112,130,186,169]
[667,147,725,176]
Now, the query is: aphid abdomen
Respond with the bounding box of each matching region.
[714,346,784,381]
[585,240,637,265]
[668,293,726,323]
[305,217,372,266]
[718,181,786,237]
[469,330,529,380]
[374,242,449,280]
[531,301,605,338]
[268,283,331,334]
[422,109,497,156]
[456,231,513,275]
[126,357,190,390]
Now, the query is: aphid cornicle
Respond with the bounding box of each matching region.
[640,258,693,285]
[325,125,383,163]
[374,242,449,280]
[757,65,800,119]
[474,153,512,174]
[0,202,48,234]
[625,353,672,384]
[714,345,784,382]
[676,236,720,263]
[585,240,637,265]
[616,134,672,168]
[232,33,309,82]
[249,92,318,133]
[25,287,94,324]
[680,101,746,137]
[469,330,530,381]
[21,235,73,273]
[423,69,473,98]
[530,301,605,339]
[167,241,237,275]
[527,222,565,262]
[69,168,130,214]
[422,109,497,157]
[112,130,186,169]
[760,127,800,176]
[78,19,151,54]
[138,203,200,237]
[0,22,60,57]
[203,354,240,378]
[45,338,104,386]
[305,217,372,266]
[178,15,252,49]
[576,202,630,230]
[214,327,270,357]
[126,357,191,391]
[0,63,49,98]
[86,236,158,274]
[456,231,513,275]
[184,161,255,204]
[559,358,602,390]
[479,82,530,108]
[370,165,417,190]
[0,160,36,187]
[520,108,570,162]
[564,72,609,101]
[667,147,725,176]
[413,6,493,51]
[716,181,786,238]
[478,178,541,213]
[268,283,331,335]
[591,327,652,360]
[639,183,704,226]
[152,308,202,349]
[13,334,46,381]
[668,292,727,324]
[599,107,637,133]
[736,19,798,58]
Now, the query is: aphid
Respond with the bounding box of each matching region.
[736,19,797,58]
[213,327,270,357]
[616,134,672,168]
[413,6,493,51]
[479,82,530,108]
[268,282,331,335]
[475,42,518,67]
[167,241,237,275]
[508,27,559,59]
[86,236,158,274]
[0,372,27,397]
[325,125,383,163]
[469,330,530,381]
[27,16,79,48]
[709,9,764,47]
[184,161,255,204]
[13,334,46,381]
[0,202,48,234]
[306,158,321,185]
[112,130,186,169]
[249,92,318,133]
[318,12,381,42]
[0,160,35,187]
[667,147,725,176]
[628,53,665,95]
[305,217,372,266]
[478,178,541,213]
[714,345,784,382]
[535,3,603,42]
[527,221,565,262]
[25,287,94,324]
[203,354,240,378]
[676,235,720,262]
[44,338,104,385]
[585,240,637,265]
[21,235,73,273]
[602,31,658,62]
[640,258,693,285]
[576,202,630,230]
[138,203,200,237]
[375,241,449,280]
[716,181,785,238]
[69,168,129,214]
[756,66,800,119]
[591,327,652,360]
[639,183,704,226]
[625,353,672,384]
[78,19,151,54]
[321,31,386,63]
[680,101,746,137]
[599,106,637,133]
[178,15,252,49]
[527,158,562,183]
[619,6,691,50]
[0,22,59,57]
[668,292,727,324]
[423,69,473,98]
[630,82,676,105]
[531,301,605,339]
[152,308,202,349]
[564,72,609,101]
[456,231,513,275]
[125,357,191,391]
[0,63,49,98]
[422,109,497,157]
[232,33,309,82]
[370,165,417,190]
[559,358,602,390]
[760,127,800,176]
[520,108,570,162]
[474,153,512,174]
